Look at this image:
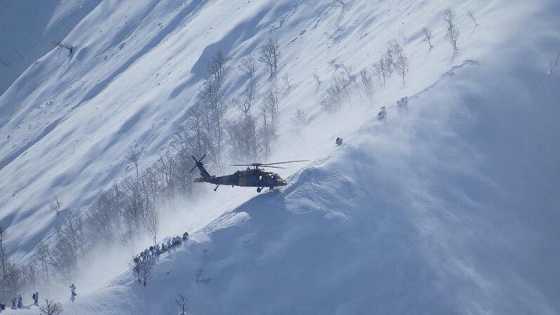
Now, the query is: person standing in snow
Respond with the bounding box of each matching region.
[70,284,77,302]
[17,295,23,308]
[32,292,39,306]
[335,137,343,145]
[377,106,387,119]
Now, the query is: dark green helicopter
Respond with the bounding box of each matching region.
[191,155,306,193]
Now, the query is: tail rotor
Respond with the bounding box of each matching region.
[190,154,206,173]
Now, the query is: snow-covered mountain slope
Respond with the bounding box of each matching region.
[0,0,101,95]
[1,0,560,313]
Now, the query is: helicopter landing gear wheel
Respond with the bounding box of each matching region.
[257,187,262,193]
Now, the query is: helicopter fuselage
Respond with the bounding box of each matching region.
[196,168,286,187]
[191,155,299,192]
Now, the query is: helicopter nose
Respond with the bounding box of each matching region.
[278,178,287,186]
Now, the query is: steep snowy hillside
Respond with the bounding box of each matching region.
[1,0,560,314]
[1,0,499,262]
[0,0,101,95]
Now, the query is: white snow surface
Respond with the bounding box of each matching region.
[1,0,560,314]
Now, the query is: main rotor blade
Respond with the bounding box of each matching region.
[261,159,308,166]
[230,164,284,169]
[263,165,285,169]
[231,160,307,167]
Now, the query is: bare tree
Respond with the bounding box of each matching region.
[0,262,26,300]
[36,241,53,282]
[281,73,292,93]
[133,256,155,286]
[548,53,560,76]
[167,135,194,196]
[259,105,278,161]
[385,41,402,75]
[238,56,257,115]
[240,55,257,79]
[188,107,210,159]
[0,225,6,278]
[421,27,434,49]
[373,57,390,86]
[198,51,227,164]
[176,294,189,315]
[386,42,409,85]
[358,68,374,102]
[50,197,62,216]
[209,49,227,83]
[321,73,351,111]
[50,214,89,279]
[444,9,460,51]
[443,9,456,29]
[123,177,151,237]
[262,84,279,121]
[467,9,479,27]
[126,146,142,181]
[394,52,409,85]
[260,38,281,78]
[146,206,159,247]
[39,299,63,315]
[291,108,308,131]
[312,69,321,88]
[88,186,123,244]
[157,152,177,199]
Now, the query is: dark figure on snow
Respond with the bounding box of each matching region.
[377,106,387,119]
[173,236,181,246]
[11,297,17,309]
[17,295,23,308]
[182,232,189,240]
[335,137,343,146]
[32,292,39,306]
[397,96,408,108]
[70,283,77,302]
[0,300,6,310]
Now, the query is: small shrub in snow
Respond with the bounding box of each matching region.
[421,27,434,49]
[195,267,211,285]
[291,108,308,131]
[53,41,75,55]
[50,197,62,216]
[39,299,63,315]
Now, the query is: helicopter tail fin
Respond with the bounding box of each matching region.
[191,155,212,180]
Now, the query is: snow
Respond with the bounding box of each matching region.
[1,0,560,314]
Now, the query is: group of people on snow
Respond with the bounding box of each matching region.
[335,100,400,146]
[134,232,189,267]
[0,284,77,311]
[0,292,38,311]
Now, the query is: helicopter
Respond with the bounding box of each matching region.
[191,155,306,193]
